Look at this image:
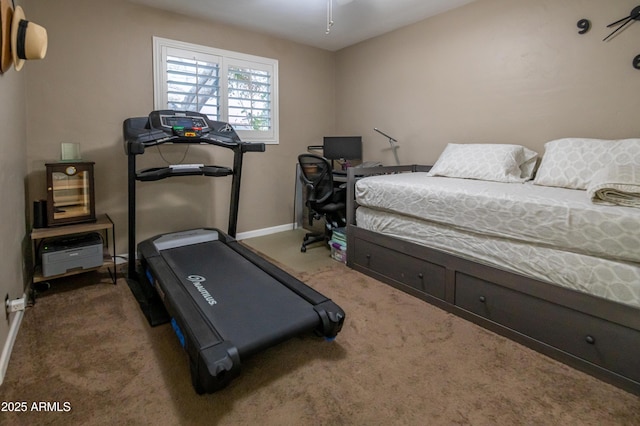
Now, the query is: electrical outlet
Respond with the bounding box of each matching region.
[6,297,26,314]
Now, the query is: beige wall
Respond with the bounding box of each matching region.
[17,0,640,260]
[336,0,640,165]
[4,0,640,382]
[0,4,27,355]
[25,0,336,255]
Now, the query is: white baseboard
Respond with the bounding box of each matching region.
[0,299,26,386]
[236,223,295,240]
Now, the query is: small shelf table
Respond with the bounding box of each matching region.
[30,214,116,284]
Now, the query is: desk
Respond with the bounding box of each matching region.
[332,171,348,183]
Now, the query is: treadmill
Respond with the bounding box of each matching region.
[124,110,345,393]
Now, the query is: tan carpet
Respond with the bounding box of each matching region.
[2,263,639,425]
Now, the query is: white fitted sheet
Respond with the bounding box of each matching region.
[355,173,640,263]
[356,207,640,309]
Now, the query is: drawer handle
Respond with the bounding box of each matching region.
[479,296,486,303]
[418,273,424,279]
[585,335,596,345]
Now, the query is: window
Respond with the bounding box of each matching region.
[153,37,279,143]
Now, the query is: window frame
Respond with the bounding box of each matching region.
[153,36,279,144]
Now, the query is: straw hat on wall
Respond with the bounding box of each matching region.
[0,0,13,73]
[11,5,47,72]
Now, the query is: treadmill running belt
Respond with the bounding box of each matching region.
[161,240,320,355]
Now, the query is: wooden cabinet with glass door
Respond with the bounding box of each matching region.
[46,161,96,226]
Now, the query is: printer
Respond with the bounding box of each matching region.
[39,232,103,277]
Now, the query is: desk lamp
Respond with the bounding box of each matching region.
[374,128,400,165]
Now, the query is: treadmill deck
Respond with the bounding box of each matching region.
[135,228,345,393]
[161,240,321,355]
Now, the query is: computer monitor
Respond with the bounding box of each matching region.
[323,136,362,160]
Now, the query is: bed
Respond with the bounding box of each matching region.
[345,139,640,395]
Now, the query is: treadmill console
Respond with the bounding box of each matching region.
[123,110,244,151]
[159,114,209,130]
[159,114,209,138]
[148,110,241,143]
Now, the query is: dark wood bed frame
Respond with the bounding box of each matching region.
[345,165,640,395]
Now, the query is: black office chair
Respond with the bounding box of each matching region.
[298,154,347,253]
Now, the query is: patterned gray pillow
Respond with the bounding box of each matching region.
[533,138,640,190]
[427,143,538,183]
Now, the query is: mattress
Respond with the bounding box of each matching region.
[355,173,640,263]
[356,206,640,309]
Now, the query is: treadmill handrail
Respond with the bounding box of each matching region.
[135,165,234,181]
[139,135,238,148]
[126,134,265,154]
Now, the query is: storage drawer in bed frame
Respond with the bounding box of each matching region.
[351,238,446,301]
[456,272,640,384]
[347,217,640,396]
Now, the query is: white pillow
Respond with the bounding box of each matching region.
[427,143,539,183]
[533,138,640,190]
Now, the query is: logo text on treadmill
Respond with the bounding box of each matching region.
[187,275,217,306]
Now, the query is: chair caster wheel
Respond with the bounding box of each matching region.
[301,246,307,253]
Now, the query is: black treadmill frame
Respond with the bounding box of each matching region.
[123,110,345,393]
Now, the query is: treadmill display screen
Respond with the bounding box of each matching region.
[161,115,208,129]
